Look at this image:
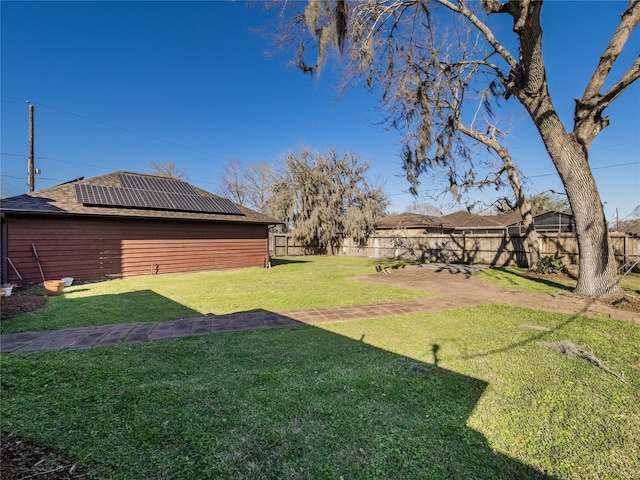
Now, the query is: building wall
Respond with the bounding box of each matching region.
[3,215,269,284]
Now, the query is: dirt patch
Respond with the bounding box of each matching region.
[1,431,94,479]
[353,266,640,321]
[517,270,640,314]
[612,296,640,314]
[1,291,48,320]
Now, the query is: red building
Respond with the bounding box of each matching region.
[0,172,280,285]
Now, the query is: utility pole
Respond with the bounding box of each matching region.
[27,100,35,192]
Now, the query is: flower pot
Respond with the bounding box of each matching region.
[1,286,12,297]
[44,280,66,296]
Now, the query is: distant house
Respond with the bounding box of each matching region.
[496,211,575,235]
[374,212,454,235]
[439,211,506,235]
[437,210,575,236]
[0,171,280,285]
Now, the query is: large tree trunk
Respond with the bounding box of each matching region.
[522,97,623,299]
[548,142,621,299]
[508,3,624,300]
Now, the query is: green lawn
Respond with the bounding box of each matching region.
[478,266,640,297]
[2,305,638,479]
[1,257,428,334]
[2,257,639,479]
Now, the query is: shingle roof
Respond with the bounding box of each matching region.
[439,210,505,229]
[486,211,524,227]
[375,213,454,230]
[0,171,281,225]
[488,210,574,227]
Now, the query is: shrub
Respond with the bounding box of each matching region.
[536,251,567,274]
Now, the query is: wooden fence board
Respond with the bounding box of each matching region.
[270,232,640,272]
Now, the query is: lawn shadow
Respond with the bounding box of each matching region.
[200,310,558,478]
[0,289,202,335]
[275,326,555,479]
[1,314,556,478]
[270,257,311,267]
[492,267,574,292]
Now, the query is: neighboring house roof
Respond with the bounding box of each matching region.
[439,210,505,229]
[375,212,454,230]
[0,171,280,224]
[491,210,573,227]
[487,211,525,227]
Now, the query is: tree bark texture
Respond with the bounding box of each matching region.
[520,94,623,299]
[505,1,624,299]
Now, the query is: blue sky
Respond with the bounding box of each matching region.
[1,1,638,222]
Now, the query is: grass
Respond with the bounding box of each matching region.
[1,305,638,479]
[1,256,429,334]
[478,266,640,297]
[2,257,639,478]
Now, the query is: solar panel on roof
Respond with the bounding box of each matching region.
[74,183,243,215]
[118,173,196,195]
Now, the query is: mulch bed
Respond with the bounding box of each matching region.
[1,432,94,479]
[1,291,48,321]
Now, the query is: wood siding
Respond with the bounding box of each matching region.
[4,215,269,284]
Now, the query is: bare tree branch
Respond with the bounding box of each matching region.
[580,0,640,106]
[436,0,517,68]
[271,0,635,297]
[574,0,640,143]
[149,161,187,180]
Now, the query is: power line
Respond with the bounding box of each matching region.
[620,205,640,222]
[1,95,228,161]
[527,161,639,179]
[385,161,640,197]
[0,174,66,182]
[0,174,27,180]
[516,141,639,167]
[1,152,124,170]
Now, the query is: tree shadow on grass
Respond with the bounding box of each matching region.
[491,267,574,292]
[1,316,555,478]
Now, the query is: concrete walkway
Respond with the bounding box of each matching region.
[0,299,434,353]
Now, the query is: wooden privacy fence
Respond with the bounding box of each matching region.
[269,232,640,272]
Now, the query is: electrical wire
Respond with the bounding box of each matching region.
[528,161,639,178]
[1,95,228,160]
[3,94,637,202]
